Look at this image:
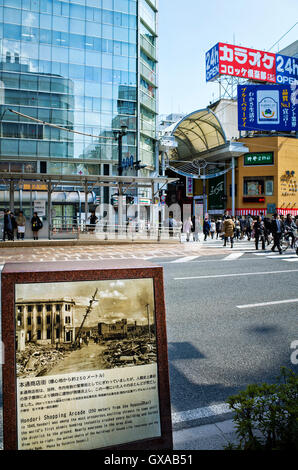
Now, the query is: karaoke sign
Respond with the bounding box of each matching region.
[206,42,276,83]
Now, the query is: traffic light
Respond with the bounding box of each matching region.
[126,195,134,205]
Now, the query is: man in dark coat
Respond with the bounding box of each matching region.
[271,213,284,254]
[3,209,14,241]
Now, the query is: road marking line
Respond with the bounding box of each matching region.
[284,258,298,262]
[174,269,298,280]
[223,252,244,260]
[237,298,298,309]
[172,403,231,424]
[171,256,200,263]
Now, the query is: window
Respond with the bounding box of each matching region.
[243,177,274,196]
[46,304,51,311]
[27,305,32,313]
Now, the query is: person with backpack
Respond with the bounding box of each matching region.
[31,212,43,240]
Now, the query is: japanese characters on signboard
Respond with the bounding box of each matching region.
[244,152,274,166]
[206,42,276,83]
[276,54,298,85]
[186,176,193,198]
[238,84,297,132]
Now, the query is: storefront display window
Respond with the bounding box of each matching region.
[243,177,274,196]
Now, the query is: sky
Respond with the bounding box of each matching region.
[158,0,298,116]
[16,278,155,327]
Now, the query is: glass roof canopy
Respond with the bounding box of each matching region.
[166,108,227,161]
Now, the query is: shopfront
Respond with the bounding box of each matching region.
[226,136,298,217]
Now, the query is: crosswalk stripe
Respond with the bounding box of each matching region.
[171,256,200,263]
[223,252,244,260]
[284,258,298,262]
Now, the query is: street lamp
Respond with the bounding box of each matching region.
[114,125,128,177]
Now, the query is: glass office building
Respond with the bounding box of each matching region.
[0,0,158,218]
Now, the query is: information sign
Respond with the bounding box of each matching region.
[1,260,173,450]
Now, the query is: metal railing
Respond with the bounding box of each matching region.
[77,222,182,242]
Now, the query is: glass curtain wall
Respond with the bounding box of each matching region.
[0,0,138,176]
[139,0,157,170]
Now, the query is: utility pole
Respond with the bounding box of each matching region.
[74,289,98,346]
[146,304,151,342]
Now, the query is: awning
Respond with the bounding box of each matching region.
[167,108,227,161]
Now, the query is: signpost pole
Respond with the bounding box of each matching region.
[231,157,235,217]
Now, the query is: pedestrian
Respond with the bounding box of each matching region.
[31,211,43,240]
[3,209,14,241]
[203,217,211,241]
[264,217,272,246]
[235,217,241,240]
[246,214,253,241]
[193,216,201,242]
[240,216,246,239]
[88,210,98,232]
[253,215,266,250]
[216,218,222,239]
[223,215,235,248]
[284,213,297,248]
[183,216,193,242]
[16,210,26,240]
[271,213,284,254]
[210,219,216,239]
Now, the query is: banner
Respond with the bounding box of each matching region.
[238,84,298,132]
[206,42,276,83]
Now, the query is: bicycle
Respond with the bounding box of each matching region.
[280,230,298,254]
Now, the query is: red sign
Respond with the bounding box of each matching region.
[218,43,276,83]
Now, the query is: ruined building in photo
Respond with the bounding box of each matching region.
[15,298,76,351]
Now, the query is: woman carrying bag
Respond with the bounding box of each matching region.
[16,211,26,240]
[31,212,43,240]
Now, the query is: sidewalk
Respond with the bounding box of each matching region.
[173,418,239,450]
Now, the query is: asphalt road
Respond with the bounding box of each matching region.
[151,250,298,426]
[0,246,298,442]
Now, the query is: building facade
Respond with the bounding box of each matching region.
[16,298,76,348]
[226,136,298,217]
[0,0,158,224]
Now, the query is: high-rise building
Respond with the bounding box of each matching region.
[0,0,158,223]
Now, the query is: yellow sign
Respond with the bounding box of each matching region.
[23,184,48,191]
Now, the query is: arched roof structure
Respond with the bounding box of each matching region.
[166,108,227,161]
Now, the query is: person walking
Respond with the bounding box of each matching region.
[203,217,211,241]
[246,214,253,241]
[191,215,200,242]
[284,213,297,248]
[31,212,43,240]
[16,210,26,240]
[223,215,235,248]
[210,219,216,239]
[253,216,266,250]
[216,218,222,239]
[183,216,193,242]
[234,217,241,240]
[271,213,284,254]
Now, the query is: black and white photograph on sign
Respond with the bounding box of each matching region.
[15,278,157,378]
[14,278,161,450]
